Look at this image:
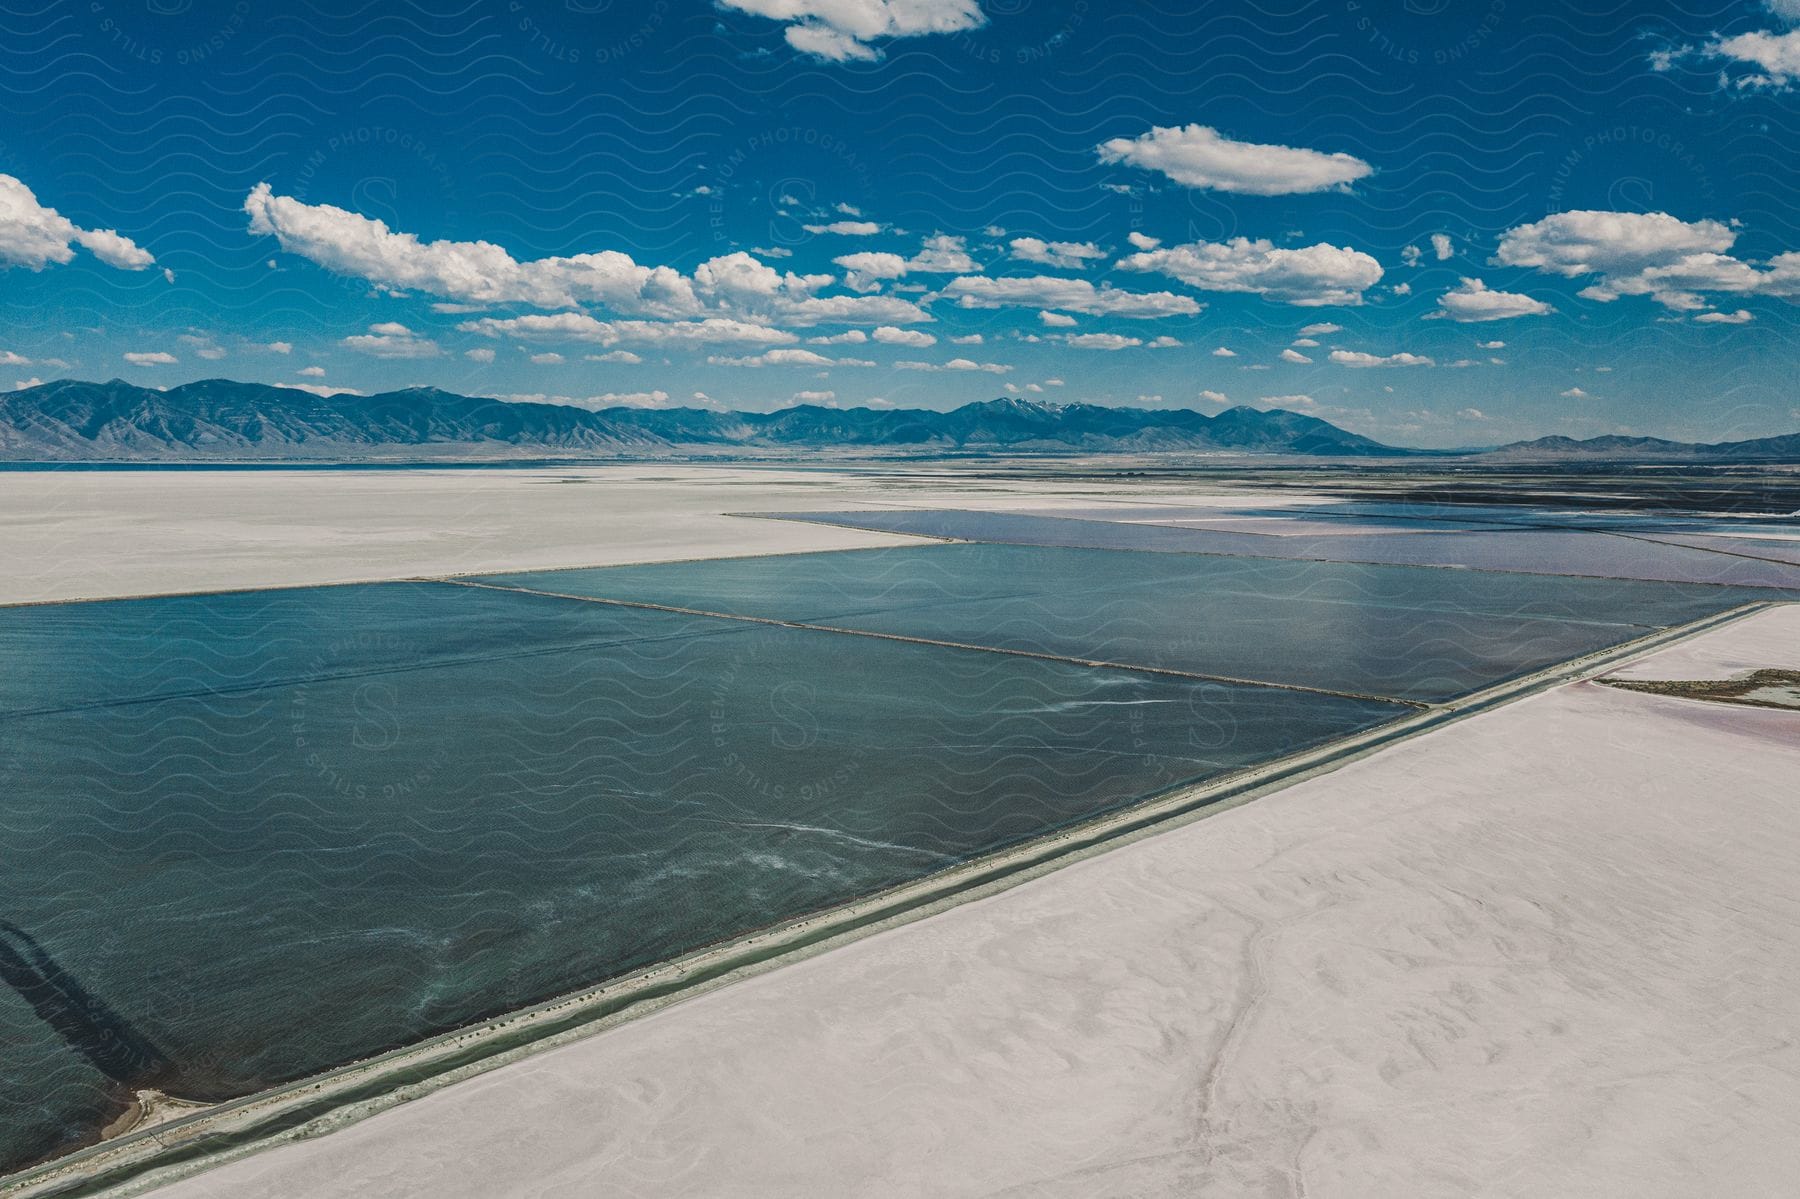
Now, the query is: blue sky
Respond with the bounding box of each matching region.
[2,0,1799,447]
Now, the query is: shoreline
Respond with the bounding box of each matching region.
[2,600,1769,1199]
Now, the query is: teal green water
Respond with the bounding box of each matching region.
[0,574,1403,1172]
[480,543,1760,703]
[3,540,1759,1173]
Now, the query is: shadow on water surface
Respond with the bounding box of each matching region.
[0,922,173,1088]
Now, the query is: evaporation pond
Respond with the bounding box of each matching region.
[0,575,1401,1173]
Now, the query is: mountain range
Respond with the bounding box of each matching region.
[1,378,1796,462]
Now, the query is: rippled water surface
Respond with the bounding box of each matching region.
[1,571,1401,1172]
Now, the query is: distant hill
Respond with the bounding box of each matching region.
[1488,432,1800,462]
[5,378,1795,463]
[0,379,1407,460]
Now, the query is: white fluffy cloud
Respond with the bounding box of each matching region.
[895,357,1010,373]
[1,174,154,271]
[1435,278,1554,322]
[804,220,883,236]
[1330,350,1435,367]
[872,325,936,347]
[834,235,975,291]
[458,313,800,347]
[719,0,986,62]
[247,185,927,328]
[1117,238,1383,306]
[1064,333,1141,350]
[1659,27,1800,89]
[1431,234,1455,261]
[123,351,177,366]
[1009,237,1105,269]
[939,274,1201,318]
[248,183,695,314]
[1495,210,1800,310]
[1694,308,1754,324]
[1497,211,1736,277]
[1096,125,1373,196]
[708,348,876,368]
[341,322,440,358]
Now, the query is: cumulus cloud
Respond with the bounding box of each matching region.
[708,348,876,368]
[1694,308,1754,324]
[1299,322,1342,336]
[872,325,936,347]
[247,185,927,327]
[123,351,177,365]
[1431,234,1455,261]
[458,313,799,347]
[793,389,836,403]
[939,274,1201,318]
[1,174,154,272]
[1330,350,1435,367]
[1497,211,1735,277]
[1495,210,1800,310]
[894,357,1010,373]
[832,251,907,292]
[341,322,440,358]
[1096,125,1373,196]
[248,183,697,314]
[1009,237,1106,269]
[465,347,496,362]
[1561,387,1591,399]
[1117,237,1383,306]
[835,235,976,291]
[718,0,986,62]
[589,349,645,362]
[1211,346,1237,357]
[1064,333,1141,350]
[1435,278,1554,322]
[1658,27,1800,89]
[1127,232,1161,251]
[1279,348,1312,363]
[1038,311,1077,327]
[297,365,326,377]
[804,220,884,236]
